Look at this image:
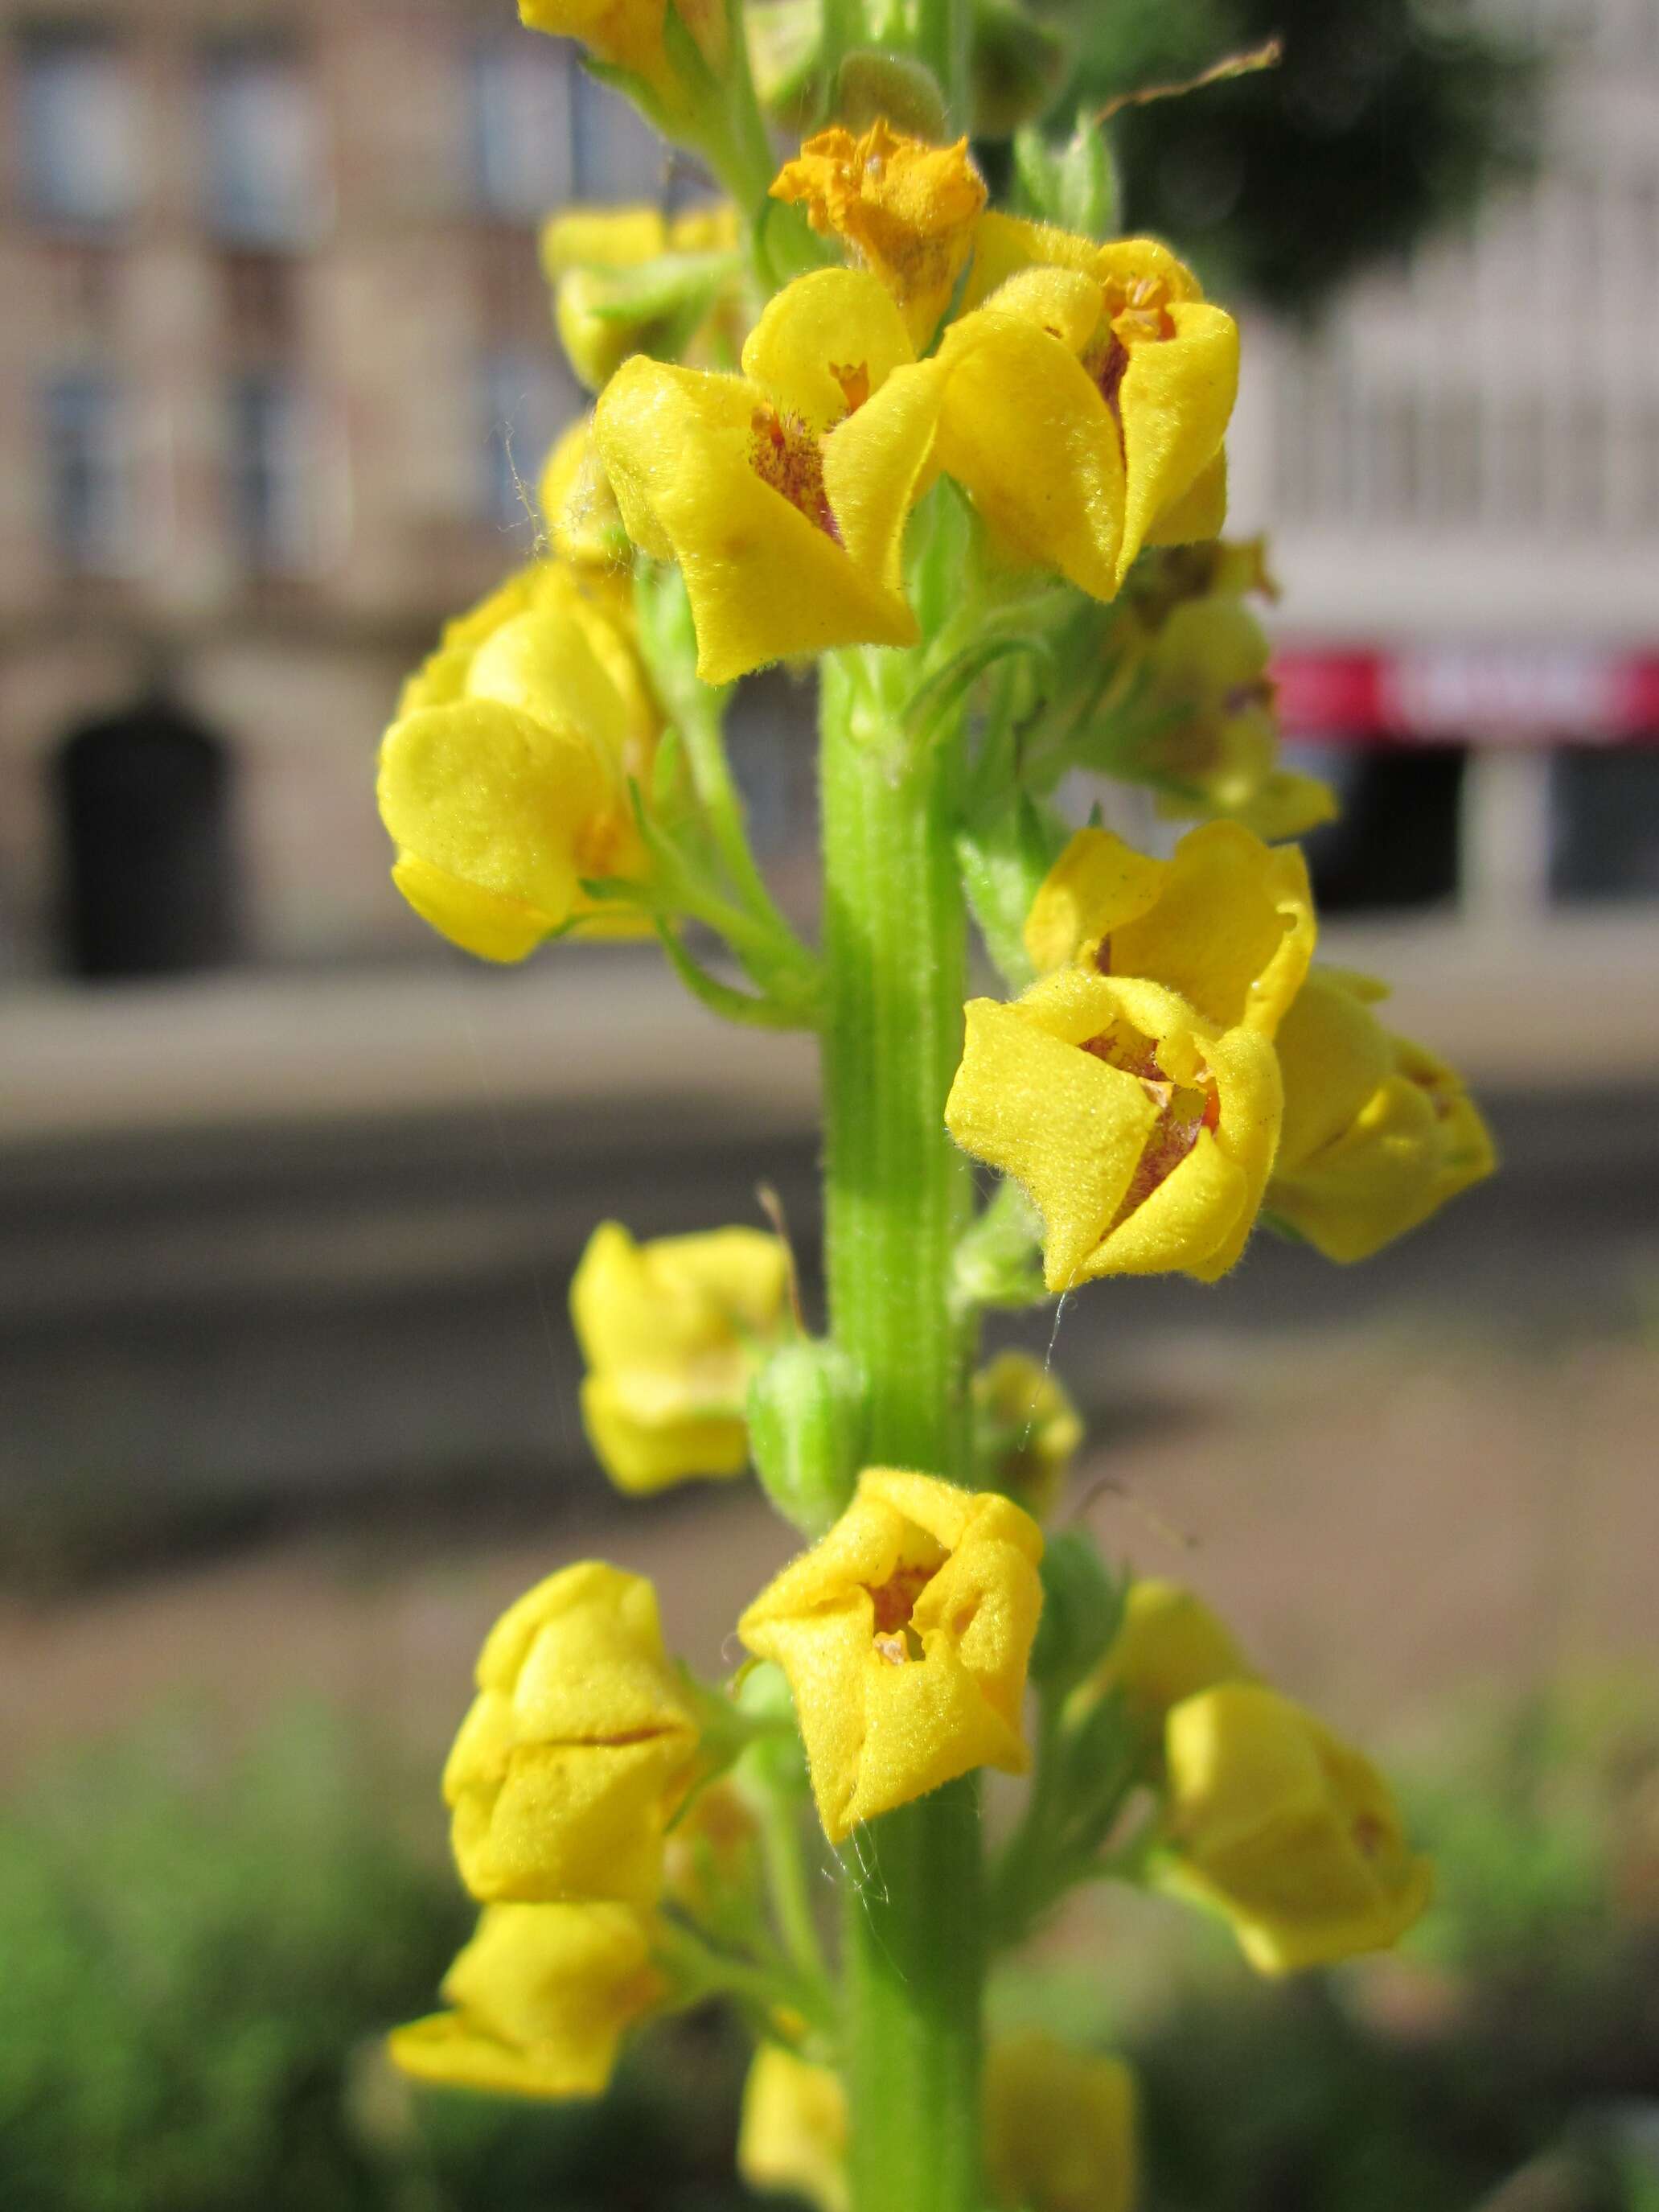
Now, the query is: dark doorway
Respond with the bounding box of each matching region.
[54,693,240,978]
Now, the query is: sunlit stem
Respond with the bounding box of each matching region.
[819,646,982,2212]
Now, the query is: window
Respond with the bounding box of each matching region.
[201,39,322,247]
[17,27,140,229]
[571,68,663,199]
[481,351,570,538]
[228,370,316,573]
[43,370,133,573]
[470,29,573,218]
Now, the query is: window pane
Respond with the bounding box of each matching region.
[202,41,322,247]
[571,69,663,201]
[228,370,315,572]
[18,30,140,228]
[43,372,132,573]
[1551,749,1659,902]
[470,31,573,218]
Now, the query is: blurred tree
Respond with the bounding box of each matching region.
[1021,0,1537,315]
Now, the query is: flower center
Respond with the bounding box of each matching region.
[1085,273,1176,421]
[749,404,838,540]
[1082,1020,1220,1230]
[866,1562,935,1664]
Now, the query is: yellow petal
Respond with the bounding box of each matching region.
[1103,823,1316,1038]
[1145,446,1227,548]
[540,206,669,277]
[935,316,1125,599]
[741,265,918,434]
[594,355,918,684]
[739,2048,850,2212]
[390,1900,663,2099]
[961,210,1100,308]
[1116,301,1239,583]
[378,701,614,934]
[1024,827,1167,975]
[1083,1578,1252,1734]
[390,853,551,964]
[947,987,1157,1291]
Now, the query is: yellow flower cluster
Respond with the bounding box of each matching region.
[392,1560,704,2099]
[586,125,1239,683]
[947,822,1493,1285]
[1083,1578,1433,1974]
[738,2030,1137,2212]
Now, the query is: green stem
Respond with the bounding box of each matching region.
[916,0,971,136]
[819,648,981,2212]
[758,1793,829,1982]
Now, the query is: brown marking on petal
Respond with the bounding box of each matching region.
[1353,1811,1387,1860]
[749,402,840,542]
[1082,1026,1220,1231]
[1085,272,1176,426]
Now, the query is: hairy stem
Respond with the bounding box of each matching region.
[819,648,981,2212]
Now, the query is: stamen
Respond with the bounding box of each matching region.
[749,403,840,541]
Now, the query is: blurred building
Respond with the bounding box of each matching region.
[0,0,1655,992]
[0,0,667,974]
[1231,0,1659,920]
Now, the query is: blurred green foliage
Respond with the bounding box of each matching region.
[2,1686,1655,2210]
[1024,0,1538,314]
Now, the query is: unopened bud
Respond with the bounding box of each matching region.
[748,1340,868,1536]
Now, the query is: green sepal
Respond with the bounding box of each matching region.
[971,0,1069,138]
[1029,1532,1124,1698]
[955,790,1068,987]
[1012,110,1120,237]
[749,1338,869,1536]
[951,1178,1046,1314]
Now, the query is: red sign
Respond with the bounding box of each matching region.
[1271,648,1659,744]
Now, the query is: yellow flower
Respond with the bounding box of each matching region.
[932,220,1238,594]
[378,562,659,960]
[738,2046,851,2212]
[518,0,722,110]
[738,1469,1044,1844]
[1023,822,1316,1039]
[984,2033,1137,2212]
[570,1222,792,1494]
[947,968,1283,1289]
[1159,1682,1434,1975]
[972,1351,1084,1521]
[593,267,946,684]
[540,416,632,572]
[1129,598,1337,841]
[389,1902,663,2099]
[444,1562,700,1906]
[1083,1577,1252,1737]
[1269,970,1497,1262]
[770,121,988,351]
[540,202,742,391]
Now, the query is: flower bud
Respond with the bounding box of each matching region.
[749,1338,868,1535]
